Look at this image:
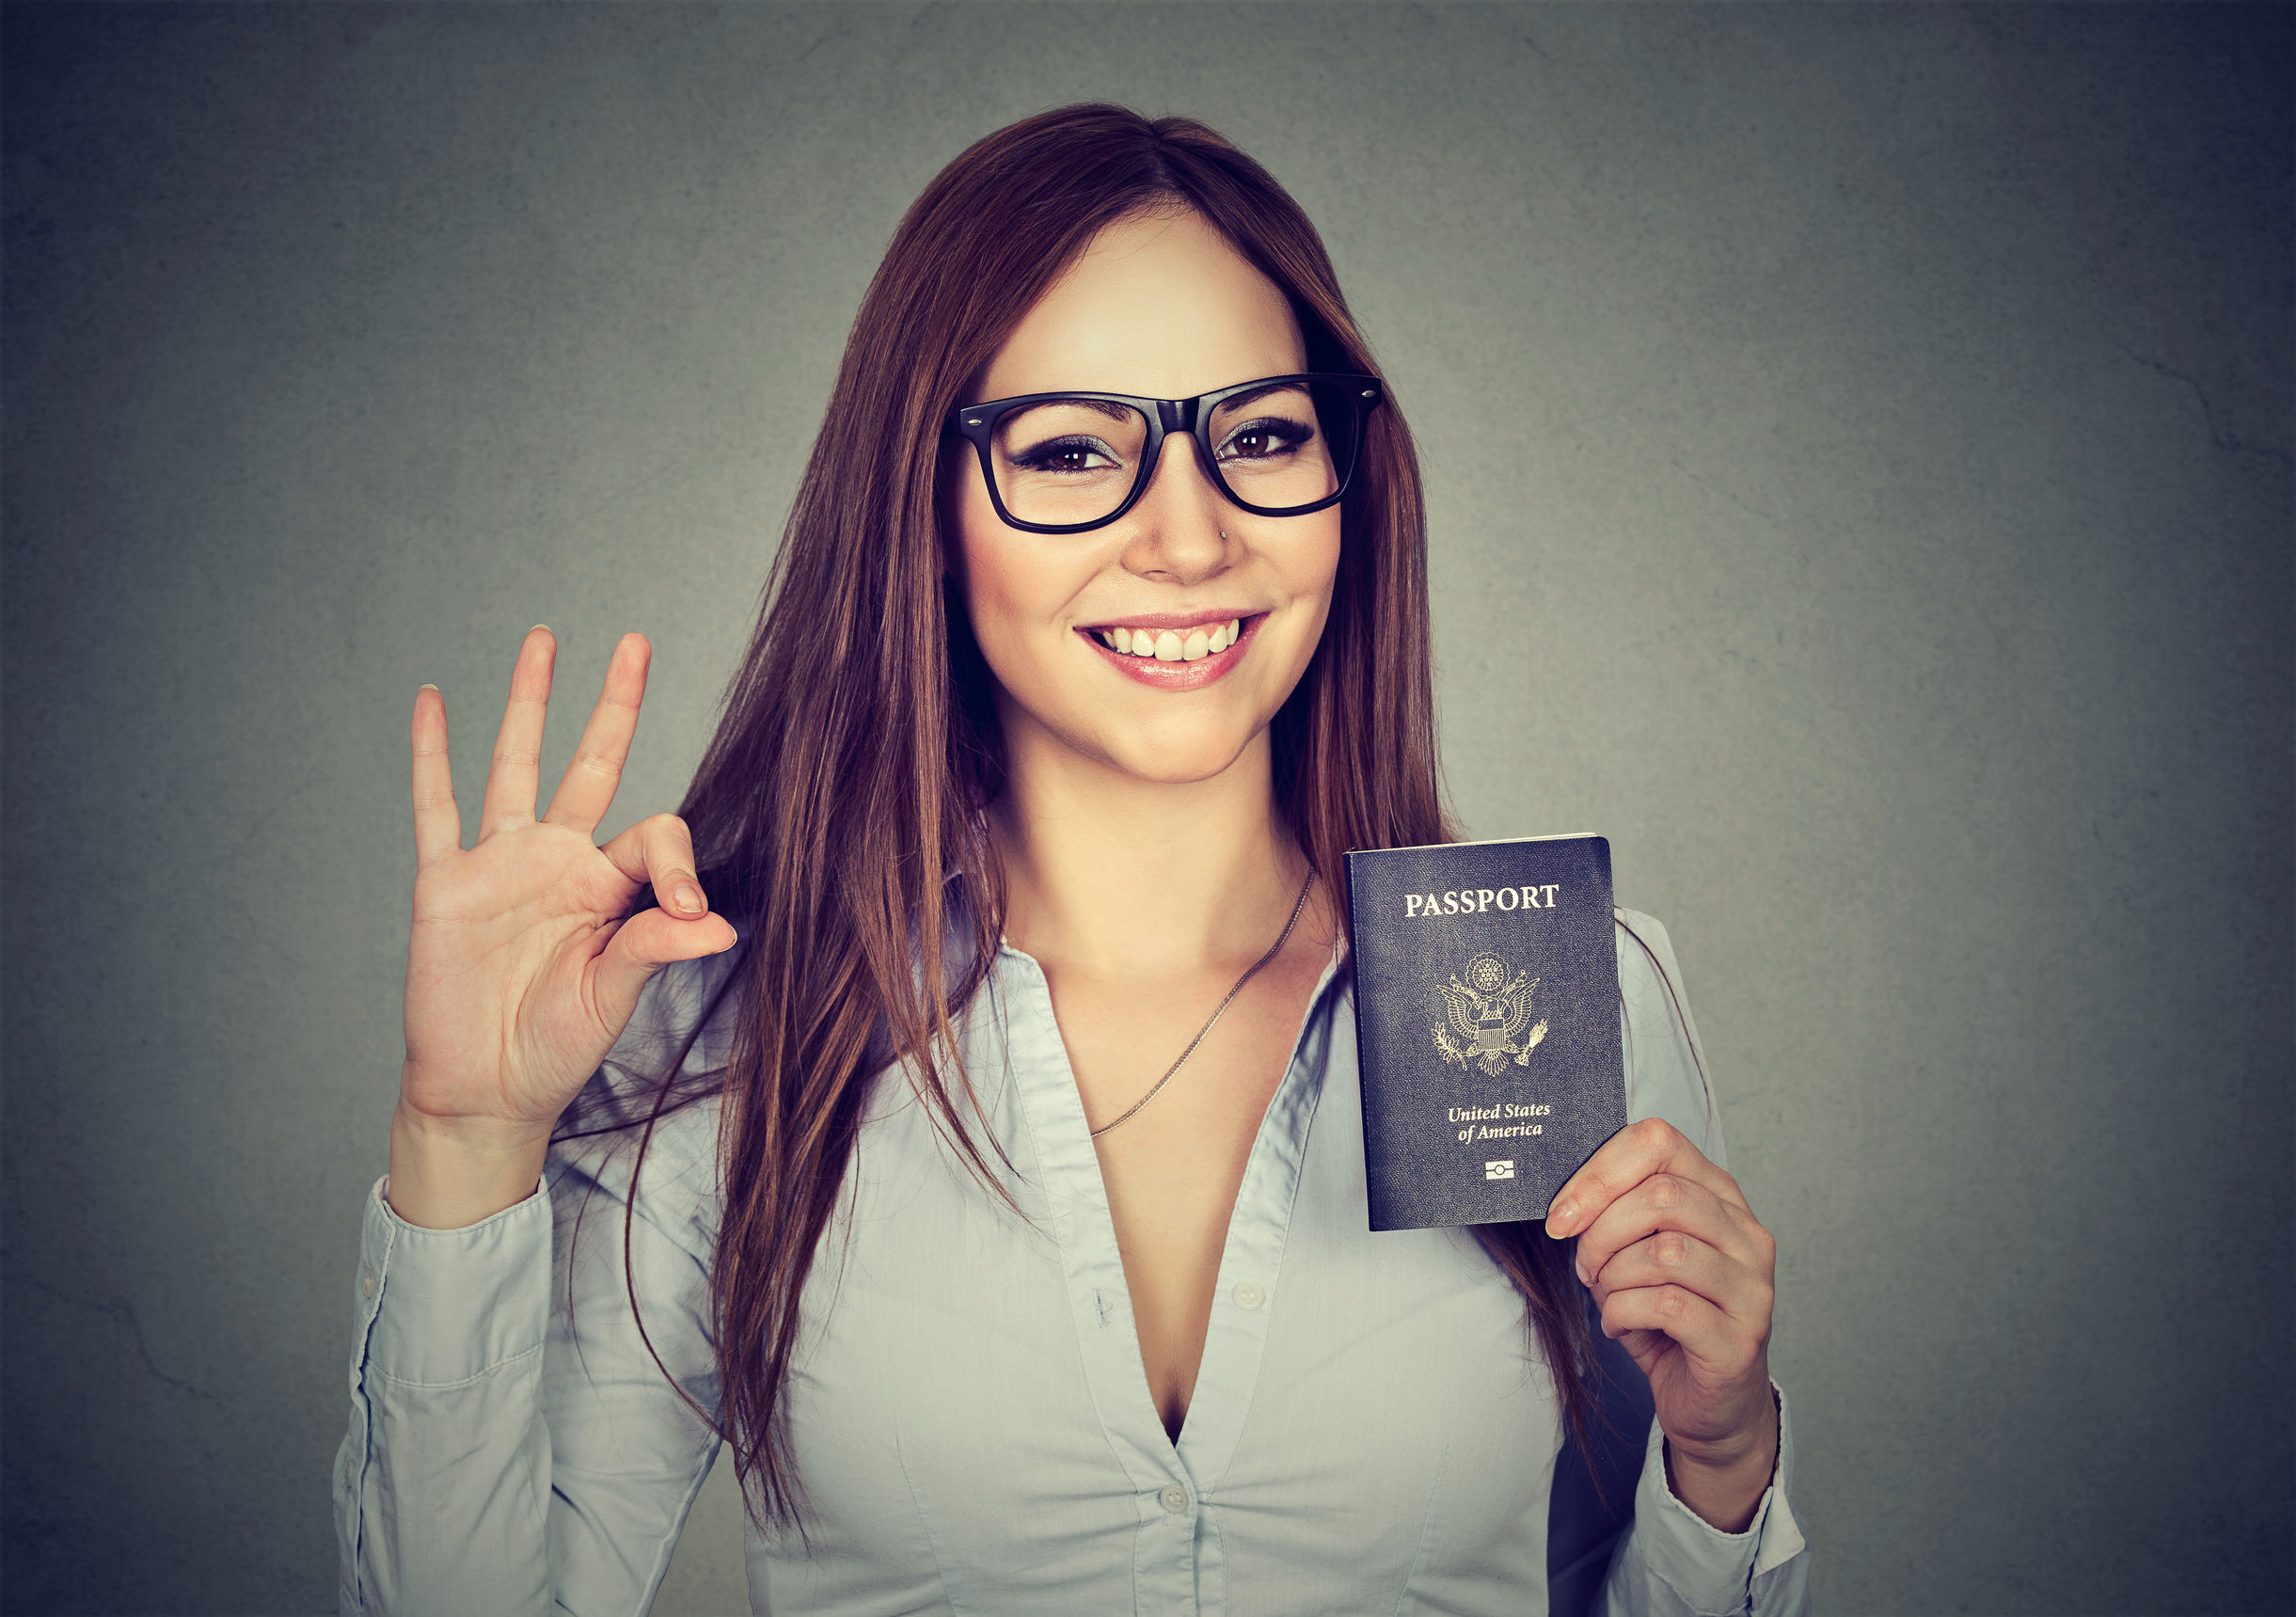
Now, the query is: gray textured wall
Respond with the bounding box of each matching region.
[4,5,2288,1613]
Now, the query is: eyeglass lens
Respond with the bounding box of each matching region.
[987,379,1360,528]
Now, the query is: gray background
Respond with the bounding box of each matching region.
[4,4,2288,1612]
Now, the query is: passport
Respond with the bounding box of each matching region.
[1343,834,1627,1231]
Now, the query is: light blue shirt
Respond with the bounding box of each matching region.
[335,909,1810,1615]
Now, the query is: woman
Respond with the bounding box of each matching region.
[335,105,1809,1615]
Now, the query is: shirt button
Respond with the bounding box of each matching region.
[359,1266,376,1299]
[1158,1483,1190,1514]
[1231,1281,1264,1310]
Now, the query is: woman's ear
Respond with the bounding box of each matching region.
[934,449,967,588]
[940,353,997,587]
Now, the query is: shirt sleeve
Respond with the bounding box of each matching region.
[333,953,739,1617]
[1600,910,1812,1616]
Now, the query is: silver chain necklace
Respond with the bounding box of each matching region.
[1087,868,1319,1138]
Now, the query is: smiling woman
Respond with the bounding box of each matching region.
[947,211,1349,784]
[333,104,1809,1617]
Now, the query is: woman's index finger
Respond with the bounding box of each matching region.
[1544,1116,1742,1237]
[540,632,652,835]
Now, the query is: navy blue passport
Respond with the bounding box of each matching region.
[1343,835,1627,1231]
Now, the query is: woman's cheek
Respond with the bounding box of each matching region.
[958,538,1095,733]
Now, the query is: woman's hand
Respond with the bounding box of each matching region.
[388,626,739,1228]
[1545,1118,1780,1532]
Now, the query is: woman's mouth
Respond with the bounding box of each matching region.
[1075,613,1263,688]
[1092,617,1243,661]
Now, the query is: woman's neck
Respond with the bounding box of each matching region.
[989,726,1318,983]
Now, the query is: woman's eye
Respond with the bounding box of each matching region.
[1013,436,1119,474]
[1217,418,1314,462]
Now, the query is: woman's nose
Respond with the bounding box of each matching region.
[1120,435,1236,580]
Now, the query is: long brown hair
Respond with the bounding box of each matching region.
[556,103,1602,1539]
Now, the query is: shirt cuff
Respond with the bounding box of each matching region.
[356,1172,553,1386]
[1633,1381,1809,1607]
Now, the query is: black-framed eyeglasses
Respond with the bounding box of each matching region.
[945,372,1385,535]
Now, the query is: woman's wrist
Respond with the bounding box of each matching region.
[386,1099,552,1230]
[1660,1385,1781,1534]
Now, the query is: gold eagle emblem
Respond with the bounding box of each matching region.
[1432,951,1548,1076]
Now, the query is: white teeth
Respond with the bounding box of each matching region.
[1100,619,1248,660]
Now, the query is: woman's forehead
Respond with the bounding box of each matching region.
[977,209,1307,404]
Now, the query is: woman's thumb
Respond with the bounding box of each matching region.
[592,908,739,1032]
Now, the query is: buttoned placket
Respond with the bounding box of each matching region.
[988,937,1348,1617]
[339,1187,401,1610]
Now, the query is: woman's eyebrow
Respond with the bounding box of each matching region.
[1211,380,1304,412]
[1071,398,1143,424]
[1015,396,1139,424]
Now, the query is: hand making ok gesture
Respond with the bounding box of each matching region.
[388,626,738,1228]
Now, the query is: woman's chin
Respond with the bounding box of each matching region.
[994,684,1284,790]
[1087,724,1268,788]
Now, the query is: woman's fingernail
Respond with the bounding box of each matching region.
[1576,1259,1592,1285]
[675,884,704,913]
[1548,1199,1576,1234]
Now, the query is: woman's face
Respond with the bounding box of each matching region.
[944,208,1342,789]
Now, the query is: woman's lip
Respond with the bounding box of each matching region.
[1077,614,1261,688]
[1078,609,1259,633]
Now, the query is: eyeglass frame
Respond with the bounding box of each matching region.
[943,372,1386,536]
